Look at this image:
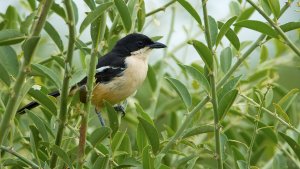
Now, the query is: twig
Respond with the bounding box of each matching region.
[246,0,300,57]
[49,0,76,167]
[146,0,176,17]
[0,0,54,145]
[0,146,39,169]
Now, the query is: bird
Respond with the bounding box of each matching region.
[17,33,166,125]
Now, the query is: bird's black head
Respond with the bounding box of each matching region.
[112,33,166,56]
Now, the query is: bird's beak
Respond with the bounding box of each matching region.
[148,42,167,49]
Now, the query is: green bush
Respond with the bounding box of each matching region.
[0,0,300,168]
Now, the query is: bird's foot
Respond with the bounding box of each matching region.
[114,105,126,117]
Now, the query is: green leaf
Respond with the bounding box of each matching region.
[237,160,247,169]
[0,63,10,86]
[265,88,273,107]
[91,12,107,45]
[218,89,238,120]
[79,2,113,33]
[136,123,148,153]
[181,64,210,94]
[29,126,40,161]
[27,110,49,142]
[229,1,241,16]
[279,132,300,160]
[84,0,96,10]
[261,0,272,16]
[111,131,127,154]
[89,127,111,147]
[151,36,163,41]
[182,125,214,138]
[31,63,62,89]
[135,103,153,125]
[5,6,19,29]
[44,21,64,51]
[72,1,79,24]
[216,16,237,47]
[273,103,290,124]
[51,2,66,19]
[177,0,202,26]
[277,88,299,111]
[0,29,26,46]
[234,20,278,38]
[189,40,213,71]
[92,156,109,169]
[138,117,160,154]
[218,75,242,100]
[208,16,218,46]
[147,65,157,91]
[142,145,155,169]
[280,22,300,32]
[0,46,19,77]
[218,21,240,50]
[137,0,146,31]
[22,36,40,63]
[20,13,35,34]
[220,47,232,73]
[165,77,192,109]
[27,0,36,11]
[272,154,288,169]
[235,7,255,32]
[28,88,57,115]
[114,0,132,32]
[260,45,268,63]
[105,101,119,137]
[51,145,72,167]
[267,0,280,18]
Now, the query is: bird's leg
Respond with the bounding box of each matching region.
[95,108,105,126]
[113,100,128,117]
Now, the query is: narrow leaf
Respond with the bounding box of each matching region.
[114,0,132,32]
[235,7,255,32]
[165,77,192,108]
[218,89,238,120]
[22,36,40,63]
[260,45,268,63]
[80,2,113,33]
[105,101,119,137]
[177,0,202,26]
[137,0,146,31]
[92,156,109,169]
[135,103,153,125]
[218,21,240,50]
[31,63,62,89]
[277,88,299,111]
[182,125,214,138]
[147,65,157,91]
[111,131,127,153]
[44,21,64,51]
[138,117,160,154]
[142,145,155,169]
[27,110,49,142]
[89,127,111,147]
[51,145,72,167]
[0,29,26,46]
[220,47,232,73]
[216,16,237,47]
[234,20,278,38]
[28,88,57,115]
[267,0,280,18]
[273,103,290,123]
[189,40,213,71]
[279,132,300,160]
[0,63,10,86]
[280,22,300,32]
[208,16,218,46]
[181,64,211,94]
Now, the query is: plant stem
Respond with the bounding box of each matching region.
[202,0,223,168]
[0,0,53,145]
[0,146,39,169]
[146,0,176,17]
[240,94,300,135]
[246,0,300,57]
[49,0,75,167]
[159,0,295,154]
[76,12,107,169]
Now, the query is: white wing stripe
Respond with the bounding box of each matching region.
[96,66,125,73]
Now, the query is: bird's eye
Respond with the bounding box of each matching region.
[137,41,144,47]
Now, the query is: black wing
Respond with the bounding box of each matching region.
[77,52,126,86]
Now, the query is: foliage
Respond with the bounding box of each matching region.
[0,0,300,168]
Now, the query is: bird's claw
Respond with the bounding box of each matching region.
[114,105,126,117]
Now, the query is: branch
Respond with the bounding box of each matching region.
[0,146,39,169]
[246,0,300,57]
[146,0,176,17]
[0,0,54,145]
[49,0,76,167]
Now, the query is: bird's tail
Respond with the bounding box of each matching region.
[17,90,60,114]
